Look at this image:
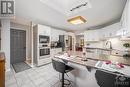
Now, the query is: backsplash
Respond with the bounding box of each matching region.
[85,38,130,51]
[85,41,103,48]
[104,38,130,51]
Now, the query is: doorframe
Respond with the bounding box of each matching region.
[10,27,27,63]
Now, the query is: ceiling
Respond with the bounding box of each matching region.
[12,0,127,31]
[40,0,92,16]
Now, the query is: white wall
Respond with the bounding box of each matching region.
[1,19,10,71]
[10,22,31,60]
[86,42,104,48]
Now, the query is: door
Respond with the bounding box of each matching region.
[59,35,65,51]
[10,29,26,64]
[68,36,72,50]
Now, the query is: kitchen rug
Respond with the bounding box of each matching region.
[12,62,31,73]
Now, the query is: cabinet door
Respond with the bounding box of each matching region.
[50,49,55,57]
[89,30,99,41]
[38,24,51,35]
[56,48,62,53]
[0,61,5,87]
[93,30,99,41]
[84,31,90,41]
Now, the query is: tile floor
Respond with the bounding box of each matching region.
[5,63,61,87]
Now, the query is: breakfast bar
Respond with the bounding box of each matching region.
[54,51,130,87]
[54,51,130,68]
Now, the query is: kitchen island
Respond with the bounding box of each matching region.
[54,51,130,68]
[54,51,130,87]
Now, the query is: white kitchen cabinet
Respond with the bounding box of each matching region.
[37,57,51,66]
[51,28,66,41]
[101,28,115,38]
[100,22,121,39]
[84,22,121,42]
[38,24,51,36]
[51,48,62,58]
[116,28,128,36]
[33,24,51,66]
[56,48,62,53]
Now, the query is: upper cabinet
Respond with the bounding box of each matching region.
[51,28,67,41]
[84,22,121,42]
[84,0,130,41]
[101,22,121,39]
[37,24,51,36]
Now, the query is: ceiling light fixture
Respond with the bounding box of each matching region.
[70,2,88,12]
[67,16,86,25]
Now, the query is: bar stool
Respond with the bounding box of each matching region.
[95,70,130,87]
[52,59,74,87]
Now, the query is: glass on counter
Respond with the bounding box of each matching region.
[81,52,88,61]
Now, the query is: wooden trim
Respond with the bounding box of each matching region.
[0,52,5,87]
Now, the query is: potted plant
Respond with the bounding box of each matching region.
[123,43,130,57]
[123,43,130,50]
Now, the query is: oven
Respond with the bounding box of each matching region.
[39,47,50,59]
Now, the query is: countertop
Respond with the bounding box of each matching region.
[54,53,97,68]
[51,47,62,49]
[85,47,122,51]
[84,53,130,66]
[54,51,130,68]
[0,52,5,62]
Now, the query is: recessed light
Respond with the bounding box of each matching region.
[67,16,86,25]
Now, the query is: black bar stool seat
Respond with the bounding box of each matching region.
[95,70,130,87]
[52,59,74,87]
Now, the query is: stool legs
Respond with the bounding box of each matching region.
[62,73,64,87]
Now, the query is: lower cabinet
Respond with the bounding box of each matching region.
[38,57,51,66]
[51,48,62,58]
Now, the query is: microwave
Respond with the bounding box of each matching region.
[39,35,50,43]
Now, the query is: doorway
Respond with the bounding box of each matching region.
[10,29,26,64]
[75,35,84,51]
[68,36,72,50]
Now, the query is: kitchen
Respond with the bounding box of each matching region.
[0,0,130,87]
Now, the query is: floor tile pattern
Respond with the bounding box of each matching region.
[5,64,60,87]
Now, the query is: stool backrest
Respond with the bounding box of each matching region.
[95,70,130,87]
[52,59,66,73]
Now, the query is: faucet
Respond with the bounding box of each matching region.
[106,41,112,49]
